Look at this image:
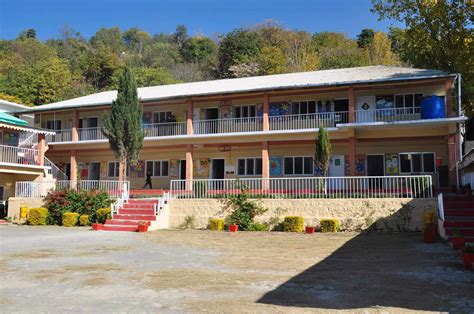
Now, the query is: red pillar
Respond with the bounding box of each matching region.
[447,133,457,186]
[185,144,193,190]
[187,100,194,135]
[37,134,46,166]
[348,137,356,176]
[348,87,355,123]
[262,141,270,190]
[70,150,77,186]
[71,110,79,142]
[263,93,269,131]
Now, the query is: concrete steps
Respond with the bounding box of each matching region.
[443,195,474,243]
[97,199,159,232]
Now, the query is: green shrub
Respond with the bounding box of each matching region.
[248,222,268,231]
[96,208,111,224]
[209,218,224,231]
[79,214,90,226]
[44,188,111,225]
[62,212,79,227]
[283,216,304,232]
[27,207,48,225]
[320,219,340,232]
[180,215,195,229]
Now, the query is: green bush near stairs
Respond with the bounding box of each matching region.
[320,219,340,233]
[79,214,90,226]
[283,216,304,232]
[62,212,79,227]
[96,208,111,224]
[209,218,224,231]
[27,207,49,225]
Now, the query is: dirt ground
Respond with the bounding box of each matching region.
[1,226,473,313]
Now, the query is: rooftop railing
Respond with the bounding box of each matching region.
[194,117,263,134]
[78,127,107,141]
[355,107,421,124]
[143,121,187,137]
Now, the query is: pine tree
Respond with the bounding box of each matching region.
[314,127,332,176]
[102,66,144,181]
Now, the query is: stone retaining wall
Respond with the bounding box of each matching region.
[169,198,438,231]
[7,198,45,219]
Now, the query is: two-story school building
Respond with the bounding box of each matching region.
[15,66,466,192]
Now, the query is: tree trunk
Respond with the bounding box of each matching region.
[119,158,127,182]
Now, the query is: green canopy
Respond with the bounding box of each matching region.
[0,112,28,126]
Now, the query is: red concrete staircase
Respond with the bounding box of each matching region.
[101,199,159,232]
[442,195,474,243]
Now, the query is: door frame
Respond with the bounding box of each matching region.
[366,154,385,176]
[356,96,376,123]
[204,107,219,120]
[328,155,345,177]
[179,159,186,180]
[210,158,225,179]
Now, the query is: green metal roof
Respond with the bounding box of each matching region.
[0,112,28,126]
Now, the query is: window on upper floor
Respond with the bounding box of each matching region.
[292,101,316,115]
[237,158,262,176]
[395,93,423,109]
[284,156,313,175]
[399,152,435,173]
[234,105,256,118]
[153,111,172,123]
[146,160,169,177]
[46,120,62,130]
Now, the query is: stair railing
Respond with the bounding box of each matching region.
[154,192,169,216]
[44,157,68,181]
[437,193,445,222]
[18,132,38,148]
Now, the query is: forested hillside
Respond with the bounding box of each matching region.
[0,1,471,115]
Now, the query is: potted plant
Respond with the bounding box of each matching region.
[137,221,149,232]
[423,223,437,243]
[92,223,103,231]
[451,229,465,250]
[462,245,474,270]
[305,226,316,234]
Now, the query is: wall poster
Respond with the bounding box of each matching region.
[355,154,365,175]
[385,153,399,174]
[130,160,145,178]
[225,165,235,175]
[100,161,108,178]
[193,159,210,177]
[169,159,179,177]
[269,156,282,176]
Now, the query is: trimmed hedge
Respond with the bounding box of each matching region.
[283,216,304,232]
[209,218,224,231]
[96,208,111,224]
[320,219,340,232]
[28,207,48,225]
[79,214,90,226]
[248,222,268,231]
[62,212,79,227]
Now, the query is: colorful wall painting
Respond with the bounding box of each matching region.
[169,159,179,177]
[129,160,145,178]
[269,157,282,176]
[257,103,263,117]
[3,131,19,146]
[344,156,351,176]
[269,102,291,116]
[375,95,394,109]
[355,154,365,175]
[220,105,232,120]
[79,162,88,179]
[385,153,399,174]
[100,161,108,178]
[193,159,210,177]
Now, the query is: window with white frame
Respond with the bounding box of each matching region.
[284,156,313,175]
[46,120,62,130]
[234,105,256,118]
[146,160,169,177]
[395,93,423,109]
[153,111,172,123]
[237,158,262,176]
[108,161,120,177]
[399,153,435,173]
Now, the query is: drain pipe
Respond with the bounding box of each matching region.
[456,74,463,190]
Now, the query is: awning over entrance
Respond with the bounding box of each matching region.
[0,112,28,126]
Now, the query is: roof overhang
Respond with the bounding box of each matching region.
[337,116,467,130]
[0,122,55,135]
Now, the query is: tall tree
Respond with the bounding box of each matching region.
[367,31,400,66]
[372,0,474,115]
[102,67,145,181]
[314,127,332,176]
[17,29,37,40]
[171,24,188,48]
[357,29,375,48]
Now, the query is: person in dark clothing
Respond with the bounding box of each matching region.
[143,171,153,189]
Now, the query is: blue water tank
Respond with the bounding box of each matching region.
[421,95,446,119]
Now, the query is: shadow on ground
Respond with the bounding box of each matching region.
[258,204,474,312]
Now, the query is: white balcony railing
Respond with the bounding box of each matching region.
[194,117,263,134]
[0,144,40,166]
[170,175,433,199]
[15,180,130,199]
[355,107,421,123]
[78,127,107,141]
[143,122,187,137]
[46,129,72,143]
[270,112,349,131]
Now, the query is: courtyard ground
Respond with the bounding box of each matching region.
[0,226,473,313]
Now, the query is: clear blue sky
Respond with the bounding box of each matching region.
[0,0,402,40]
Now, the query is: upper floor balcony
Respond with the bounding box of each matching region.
[44,105,460,144]
[0,144,40,166]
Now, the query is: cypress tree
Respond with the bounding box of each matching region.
[102,66,144,180]
[314,127,332,176]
